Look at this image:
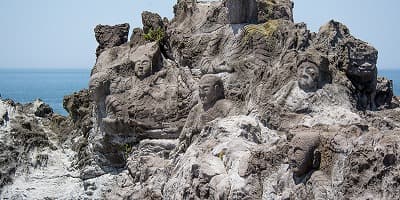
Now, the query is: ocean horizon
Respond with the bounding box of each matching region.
[0,68,398,116]
[0,68,91,116]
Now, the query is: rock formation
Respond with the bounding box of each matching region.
[94,23,130,57]
[1,0,400,199]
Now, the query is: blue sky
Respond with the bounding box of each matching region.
[0,0,398,70]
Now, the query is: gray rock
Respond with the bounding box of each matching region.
[63,89,92,133]
[330,129,400,199]
[142,11,164,34]
[376,76,394,109]
[256,0,294,23]
[0,105,7,126]
[20,99,53,117]
[94,23,130,56]
[33,100,53,117]
[2,0,400,199]
[164,116,281,200]
[0,100,54,193]
[125,139,176,199]
[225,0,257,24]
[129,27,147,48]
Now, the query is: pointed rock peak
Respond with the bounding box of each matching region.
[257,0,294,23]
[318,20,350,36]
[94,23,130,57]
[141,11,165,34]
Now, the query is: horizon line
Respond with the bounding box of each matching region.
[0,67,92,70]
[0,66,398,70]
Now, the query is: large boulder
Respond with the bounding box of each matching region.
[33,99,53,117]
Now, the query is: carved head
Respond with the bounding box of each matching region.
[345,39,378,79]
[199,75,225,109]
[296,50,331,92]
[133,54,152,79]
[298,61,320,92]
[289,132,321,178]
[130,42,161,80]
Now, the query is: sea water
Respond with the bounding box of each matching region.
[0,68,90,116]
[0,68,398,116]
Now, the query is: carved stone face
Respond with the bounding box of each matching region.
[289,144,313,177]
[298,61,320,92]
[347,52,377,79]
[289,133,320,177]
[199,75,224,109]
[134,55,152,79]
[346,42,378,80]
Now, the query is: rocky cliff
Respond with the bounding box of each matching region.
[1,0,400,199]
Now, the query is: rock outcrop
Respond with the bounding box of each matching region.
[0,99,71,196]
[1,0,400,199]
[94,23,130,57]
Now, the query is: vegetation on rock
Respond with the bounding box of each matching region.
[143,27,165,42]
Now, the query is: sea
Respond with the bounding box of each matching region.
[0,68,398,116]
[0,68,91,116]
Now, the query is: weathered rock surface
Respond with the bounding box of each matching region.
[1,0,400,199]
[94,23,130,56]
[164,116,281,199]
[0,99,73,197]
[142,11,165,33]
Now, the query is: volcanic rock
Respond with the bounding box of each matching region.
[1,0,400,199]
[94,23,130,56]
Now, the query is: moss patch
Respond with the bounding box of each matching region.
[244,20,280,40]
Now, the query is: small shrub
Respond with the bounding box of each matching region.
[144,27,165,42]
[119,143,133,159]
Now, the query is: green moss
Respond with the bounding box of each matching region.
[143,27,165,42]
[244,20,280,40]
[124,143,132,153]
[119,143,133,158]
